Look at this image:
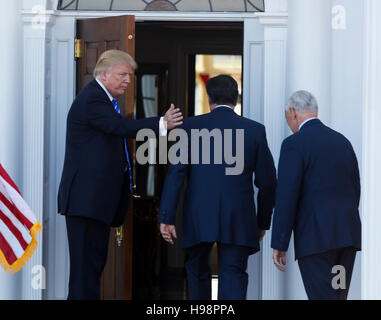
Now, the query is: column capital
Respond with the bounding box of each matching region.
[256,12,288,27]
[21,8,56,33]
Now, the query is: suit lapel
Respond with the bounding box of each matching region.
[90,79,115,110]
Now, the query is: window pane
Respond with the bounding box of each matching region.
[58,0,77,10]
[112,0,146,11]
[58,0,264,12]
[176,0,211,11]
[247,0,265,12]
[210,0,245,12]
[77,0,111,10]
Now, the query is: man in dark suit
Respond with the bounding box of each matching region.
[271,90,361,300]
[57,49,183,300]
[158,75,277,300]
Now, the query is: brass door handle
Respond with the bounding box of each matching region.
[115,226,123,247]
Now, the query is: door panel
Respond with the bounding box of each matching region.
[76,15,135,300]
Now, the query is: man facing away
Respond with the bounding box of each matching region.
[158,75,277,300]
[57,49,183,300]
[271,90,361,300]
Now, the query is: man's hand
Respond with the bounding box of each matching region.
[164,104,183,130]
[259,229,266,242]
[273,249,286,272]
[160,223,177,245]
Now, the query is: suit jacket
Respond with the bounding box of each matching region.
[158,107,277,254]
[271,119,361,259]
[57,79,159,227]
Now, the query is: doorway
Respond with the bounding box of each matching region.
[74,16,243,300]
[133,21,243,300]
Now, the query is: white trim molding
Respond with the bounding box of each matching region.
[243,14,288,300]
[259,14,287,301]
[21,9,289,22]
[361,0,381,300]
[44,16,76,300]
[243,18,265,300]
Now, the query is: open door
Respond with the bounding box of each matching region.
[75,15,135,300]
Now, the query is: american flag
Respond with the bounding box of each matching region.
[0,164,42,274]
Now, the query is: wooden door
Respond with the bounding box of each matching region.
[76,15,135,300]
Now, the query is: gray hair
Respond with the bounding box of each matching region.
[286,90,318,114]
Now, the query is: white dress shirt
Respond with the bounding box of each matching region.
[95,78,167,136]
[215,104,234,110]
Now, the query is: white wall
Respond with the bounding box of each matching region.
[361,0,381,300]
[265,0,288,12]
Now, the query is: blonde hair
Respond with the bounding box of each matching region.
[93,49,137,78]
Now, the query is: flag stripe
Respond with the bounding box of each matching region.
[0,164,42,273]
[0,175,36,225]
[0,200,32,244]
[0,208,29,250]
[0,165,21,195]
[0,231,17,265]
[0,217,24,259]
[0,192,33,230]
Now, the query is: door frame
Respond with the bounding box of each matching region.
[37,9,288,300]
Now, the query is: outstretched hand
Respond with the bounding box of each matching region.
[164,104,183,130]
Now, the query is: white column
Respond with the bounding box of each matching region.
[0,0,24,301]
[284,0,332,299]
[330,0,364,300]
[21,1,54,300]
[361,0,381,300]
[286,0,332,125]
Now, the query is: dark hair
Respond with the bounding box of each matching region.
[206,75,239,106]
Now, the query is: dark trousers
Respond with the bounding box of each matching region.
[65,215,110,300]
[185,242,251,300]
[298,246,357,300]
